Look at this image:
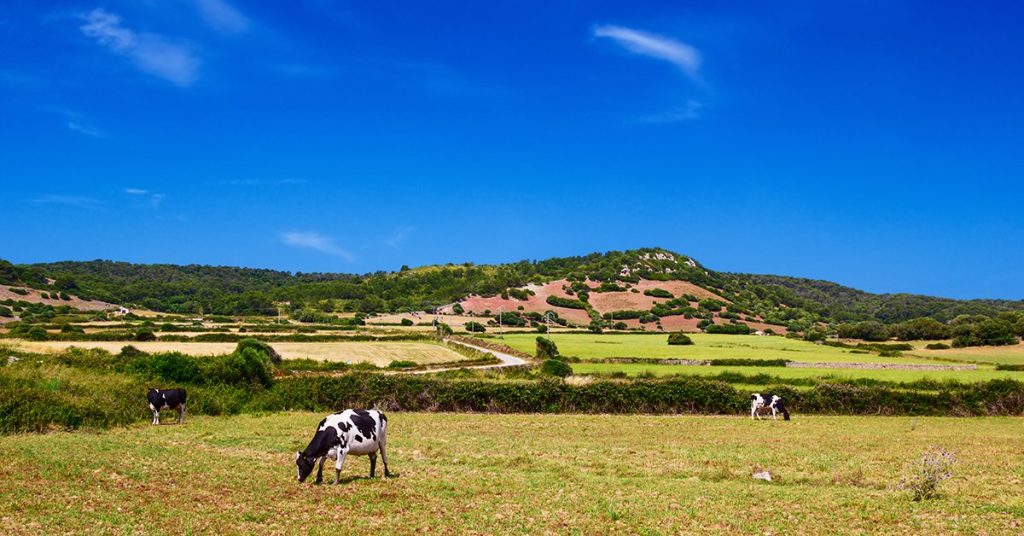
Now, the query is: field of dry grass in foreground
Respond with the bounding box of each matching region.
[0,413,1021,534]
[5,340,468,366]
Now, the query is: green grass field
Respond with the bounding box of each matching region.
[908,343,1024,366]
[0,413,1021,534]
[570,362,1024,384]
[500,333,943,364]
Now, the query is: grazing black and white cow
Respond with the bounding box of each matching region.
[750,393,790,421]
[147,388,186,425]
[295,409,392,484]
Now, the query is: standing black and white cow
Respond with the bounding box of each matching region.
[750,393,790,421]
[147,388,186,425]
[295,409,392,484]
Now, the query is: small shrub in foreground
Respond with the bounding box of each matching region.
[536,337,560,360]
[540,359,572,377]
[899,447,957,501]
[667,332,693,345]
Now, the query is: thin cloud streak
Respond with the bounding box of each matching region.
[280,231,354,261]
[384,226,415,249]
[29,195,103,210]
[67,120,102,137]
[80,9,200,87]
[125,188,148,195]
[194,0,249,34]
[593,24,701,80]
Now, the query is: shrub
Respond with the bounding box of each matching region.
[494,312,527,327]
[465,321,486,333]
[667,332,693,345]
[234,338,282,365]
[545,295,588,310]
[697,319,712,330]
[434,322,454,339]
[215,348,273,387]
[26,326,48,341]
[135,328,157,342]
[540,359,572,377]
[925,343,950,350]
[836,321,889,342]
[612,322,627,330]
[507,288,534,300]
[536,337,560,360]
[536,324,548,334]
[952,319,1018,348]
[705,323,752,335]
[643,288,673,299]
[698,299,724,312]
[890,318,950,341]
[452,304,464,314]
[9,288,28,296]
[0,306,13,317]
[400,318,414,326]
[119,345,147,358]
[899,448,957,501]
[709,358,788,367]
[878,350,902,357]
[388,360,416,369]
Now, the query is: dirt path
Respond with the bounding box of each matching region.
[402,339,530,375]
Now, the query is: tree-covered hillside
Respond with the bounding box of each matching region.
[3,249,1022,328]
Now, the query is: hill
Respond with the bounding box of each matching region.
[2,249,1023,331]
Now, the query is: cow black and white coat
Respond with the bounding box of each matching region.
[750,393,790,421]
[295,409,392,484]
[147,388,186,425]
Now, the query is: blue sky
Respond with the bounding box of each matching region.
[1,1,1022,299]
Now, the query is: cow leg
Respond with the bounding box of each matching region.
[771,407,777,420]
[369,453,377,478]
[178,404,186,424]
[333,450,347,485]
[379,441,393,477]
[315,456,327,485]
[151,404,160,425]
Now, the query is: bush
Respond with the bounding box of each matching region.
[135,328,157,342]
[698,299,724,312]
[540,359,572,377]
[697,319,712,330]
[234,338,282,365]
[536,337,560,360]
[545,295,588,310]
[0,306,12,317]
[434,322,454,339]
[400,318,414,326]
[26,326,48,341]
[667,332,693,345]
[899,448,957,501]
[836,321,889,342]
[705,323,752,335]
[952,319,1018,348]
[891,318,950,341]
[452,304,464,315]
[387,360,416,369]
[878,350,902,357]
[465,321,486,333]
[612,322,627,330]
[925,343,950,350]
[709,358,788,367]
[203,348,273,388]
[644,288,673,299]
[536,324,548,334]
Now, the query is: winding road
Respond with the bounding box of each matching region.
[404,339,530,375]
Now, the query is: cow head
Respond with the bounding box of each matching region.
[295,451,316,482]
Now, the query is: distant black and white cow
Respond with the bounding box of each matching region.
[147,388,186,425]
[295,409,392,484]
[750,393,790,421]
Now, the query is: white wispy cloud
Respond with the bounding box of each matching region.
[30,195,103,210]
[280,231,354,261]
[67,120,102,137]
[593,24,701,80]
[194,0,249,34]
[80,9,200,87]
[384,226,415,249]
[637,100,704,124]
[125,188,166,207]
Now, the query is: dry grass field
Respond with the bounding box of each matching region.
[6,340,470,366]
[0,413,1021,534]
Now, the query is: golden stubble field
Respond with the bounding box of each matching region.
[6,340,469,366]
[0,413,1021,534]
